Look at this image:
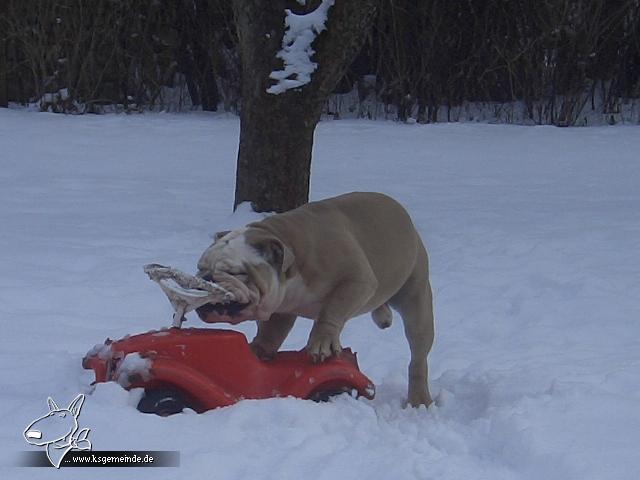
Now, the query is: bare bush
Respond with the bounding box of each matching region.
[3,0,639,124]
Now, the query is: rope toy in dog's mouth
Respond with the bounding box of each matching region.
[143,263,240,327]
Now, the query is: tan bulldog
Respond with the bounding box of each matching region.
[196,192,435,407]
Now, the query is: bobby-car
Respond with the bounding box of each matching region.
[83,327,375,415]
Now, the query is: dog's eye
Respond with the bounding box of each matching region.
[58,413,66,418]
[227,270,248,282]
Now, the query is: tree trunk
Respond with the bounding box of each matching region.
[235,92,321,213]
[232,0,378,213]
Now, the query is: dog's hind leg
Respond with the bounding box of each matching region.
[390,242,435,408]
[371,303,393,329]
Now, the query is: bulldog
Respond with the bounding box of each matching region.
[196,192,435,407]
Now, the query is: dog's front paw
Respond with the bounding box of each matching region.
[306,326,342,362]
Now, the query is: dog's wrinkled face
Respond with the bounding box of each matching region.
[195,227,294,323]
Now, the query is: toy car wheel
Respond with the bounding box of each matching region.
[137,388,188,416]
[308,386,355,403]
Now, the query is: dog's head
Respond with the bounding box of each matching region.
[195,226,294,323]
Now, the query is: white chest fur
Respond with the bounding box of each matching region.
[279,275,322,319]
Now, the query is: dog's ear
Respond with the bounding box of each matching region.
[213,230,231,242]
[255,237,294,273]
[47,397,59,412]
[68,394,85,418]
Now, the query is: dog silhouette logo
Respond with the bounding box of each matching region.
[24,394,92,468]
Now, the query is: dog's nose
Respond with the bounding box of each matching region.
[26,430,42,439]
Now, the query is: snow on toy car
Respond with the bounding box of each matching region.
[83,327,375,415]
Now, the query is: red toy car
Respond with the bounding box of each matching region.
[83,328,375,415]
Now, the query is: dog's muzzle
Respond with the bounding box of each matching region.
[196,301,250,318]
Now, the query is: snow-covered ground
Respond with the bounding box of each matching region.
[1,109,639,479]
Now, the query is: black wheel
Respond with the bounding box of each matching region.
[308,386,355,403]
[137,388,187,416]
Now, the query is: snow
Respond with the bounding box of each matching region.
[1,108,639,479]
[86,343,112,361]
[115,353,152,387]
[267,0,335,95]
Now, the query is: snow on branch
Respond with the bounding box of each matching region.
[266,0,335,95]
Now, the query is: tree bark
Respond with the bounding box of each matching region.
[232,0,378,213]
